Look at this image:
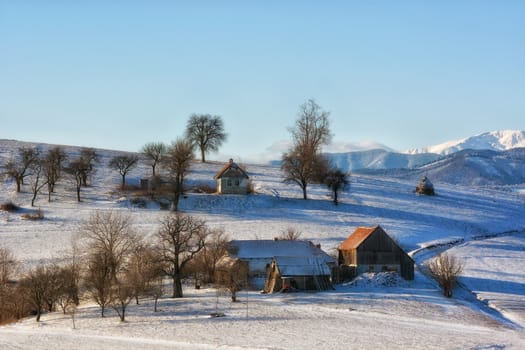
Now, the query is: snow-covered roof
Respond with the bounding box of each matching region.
[273,256,331,276]
[214,159,249,179]
[228,240,335,264]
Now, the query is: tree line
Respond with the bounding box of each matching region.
[0,210,231,323]
[2,102,350,206]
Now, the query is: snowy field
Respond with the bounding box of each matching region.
[1,140,525,349]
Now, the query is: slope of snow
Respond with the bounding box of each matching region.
[1,140,525,349]
[450,234,525,330]
[407,130,525,155]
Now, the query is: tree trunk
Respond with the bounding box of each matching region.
[172,192,180,212]
[119,307,126,322]
[154,297,158,312]
[334,190,339,205]
[76,185,81,202]
[31,191,37,207]
[201,148,206,163]
[172,277,183,298]
[35,309,41,322]
[302,185,308,200]
[16,178,21,193]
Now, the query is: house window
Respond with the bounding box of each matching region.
[227,179,232,187]
[235,179,240,186]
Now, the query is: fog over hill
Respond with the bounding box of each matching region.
[326,149,440,172]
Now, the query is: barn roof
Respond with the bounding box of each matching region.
[273,256,331,276]
[214,159,249,179]
[228,240,335,264]
[338,225,383,250]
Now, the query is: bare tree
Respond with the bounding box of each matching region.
[19,265,57,322]
[290,99,332,151]
[82,211,139,316]
[215,257,248,302]
[185,114,227,163]
[163,138,194,211]
[0,247,18,324]
[65,157,90,202]
[44,146,67,199]
[155,213,208,298]
[427,252,464,297]
[188,228,229,285]
[5,147,39,192]
[324,167,350,205]
[281,145,329,200]
[110,154,139,187]
[148,276,164,312]
[82,211,138,279]
[282,99,332,200]
[28,157,48,207]
[127,243,162,305]
[277,227,302,240]
[54,264,80,314]
[110,272,134,322]
[79,148,98,186]
[84,251,114,317]
[141,142,167,177]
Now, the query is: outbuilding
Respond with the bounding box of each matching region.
[264,256,333,293]
[338,225,414,280]
[227,239,336,289]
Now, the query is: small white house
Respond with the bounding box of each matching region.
[214,159,250,194]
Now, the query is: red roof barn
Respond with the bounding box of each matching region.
[338,225,414,280]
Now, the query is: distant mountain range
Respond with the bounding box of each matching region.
[406,130,525,155]
[326,130,525,186]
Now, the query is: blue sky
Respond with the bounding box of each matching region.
[1,1,524,162]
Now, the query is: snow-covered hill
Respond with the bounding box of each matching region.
[1,140,525,349]
[406,130,525,155]
[362,148,525,186]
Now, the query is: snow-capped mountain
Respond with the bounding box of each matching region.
[326,149,440,171]
[406,130,525,155]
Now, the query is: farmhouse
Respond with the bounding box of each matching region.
[226,239,336,289]
[214,159,250,194]
[338,225,414,280]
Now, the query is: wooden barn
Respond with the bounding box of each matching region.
[264,256,332,293]
[338,225,414,280]
[214,159,250,194]
[227,239,336,289]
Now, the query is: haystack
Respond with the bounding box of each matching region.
[416,176,435,195]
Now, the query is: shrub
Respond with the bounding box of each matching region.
[427,252,464,297]
[21,208,44,221]
[0,202,20,212]
[193,183,217,194]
